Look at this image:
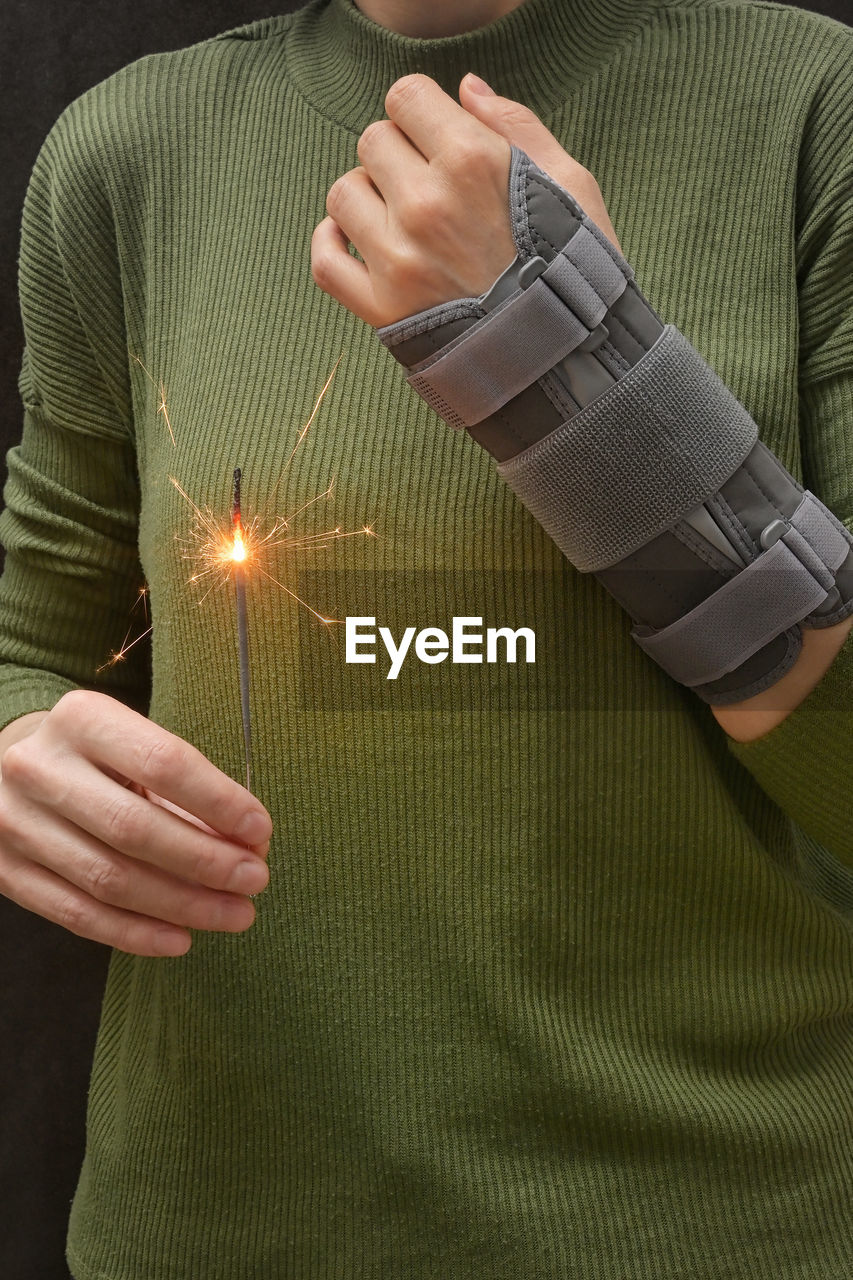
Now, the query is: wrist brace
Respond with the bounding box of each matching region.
[376,145,853,704]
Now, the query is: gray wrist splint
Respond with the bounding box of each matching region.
[376,145,853,704]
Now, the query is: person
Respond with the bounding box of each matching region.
[0,0,850,1275]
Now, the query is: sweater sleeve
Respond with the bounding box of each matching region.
[726,48,853,865]
[0,94,150,733]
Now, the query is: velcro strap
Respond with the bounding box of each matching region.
[406,272,588,431]
[556,224,631,321]
[497,325,758,571]
[539,251,608,332]
[579,213,637,283]
[631,493,850,686]
[790,490,852,571]
[405,224,632,431]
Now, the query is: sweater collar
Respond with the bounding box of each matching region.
[285,0,664,133]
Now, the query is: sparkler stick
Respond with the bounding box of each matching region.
[231,468,252,792]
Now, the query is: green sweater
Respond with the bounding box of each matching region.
[2,0,853,1275]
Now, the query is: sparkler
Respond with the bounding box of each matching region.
[231,467,252,792]
[167,355,378,792]
[100,351,378,791]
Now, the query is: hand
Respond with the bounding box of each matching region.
[0,691,273,957]
[311,72,622,329]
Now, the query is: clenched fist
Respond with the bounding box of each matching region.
[311,71,622,328]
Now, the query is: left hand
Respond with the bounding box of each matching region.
[311,72,622,329]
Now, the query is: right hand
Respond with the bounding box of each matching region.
[0,690,273,957]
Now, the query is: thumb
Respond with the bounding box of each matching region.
[459,72,581,191]
[458,72,624,254]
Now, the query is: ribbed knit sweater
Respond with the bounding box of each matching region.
[2,0,853,1275]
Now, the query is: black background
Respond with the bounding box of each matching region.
[0,0,851,1274]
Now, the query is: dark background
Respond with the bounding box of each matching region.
[0,0,850,1274]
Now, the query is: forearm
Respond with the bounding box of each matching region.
[315,74,853,862]
[375,144,853,716]
[711,613,853,742]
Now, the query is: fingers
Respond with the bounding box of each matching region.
[0,797,258,939]
[46,691,271,847]
[311,215,380,326]
[357,118,426,205]
[141,787,268,855]
[0,692,276,957]
[324,165,387,261]
[314,74,520,327]
[1,851,197,958]
[1,748,270,894]
[384,73,490,163]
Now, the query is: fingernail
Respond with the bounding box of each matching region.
[466,73,496,97]
[228,859,270,895]
[234,810,271,846]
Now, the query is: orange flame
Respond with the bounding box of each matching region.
[231,522,247,564]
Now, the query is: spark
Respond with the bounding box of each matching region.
[266,352,345,509]
[169,352,378,628]
[96,585,152,674]
[171,473,375,624]
[130,352,176,447]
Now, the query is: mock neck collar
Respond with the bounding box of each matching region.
[285,0,664,134]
